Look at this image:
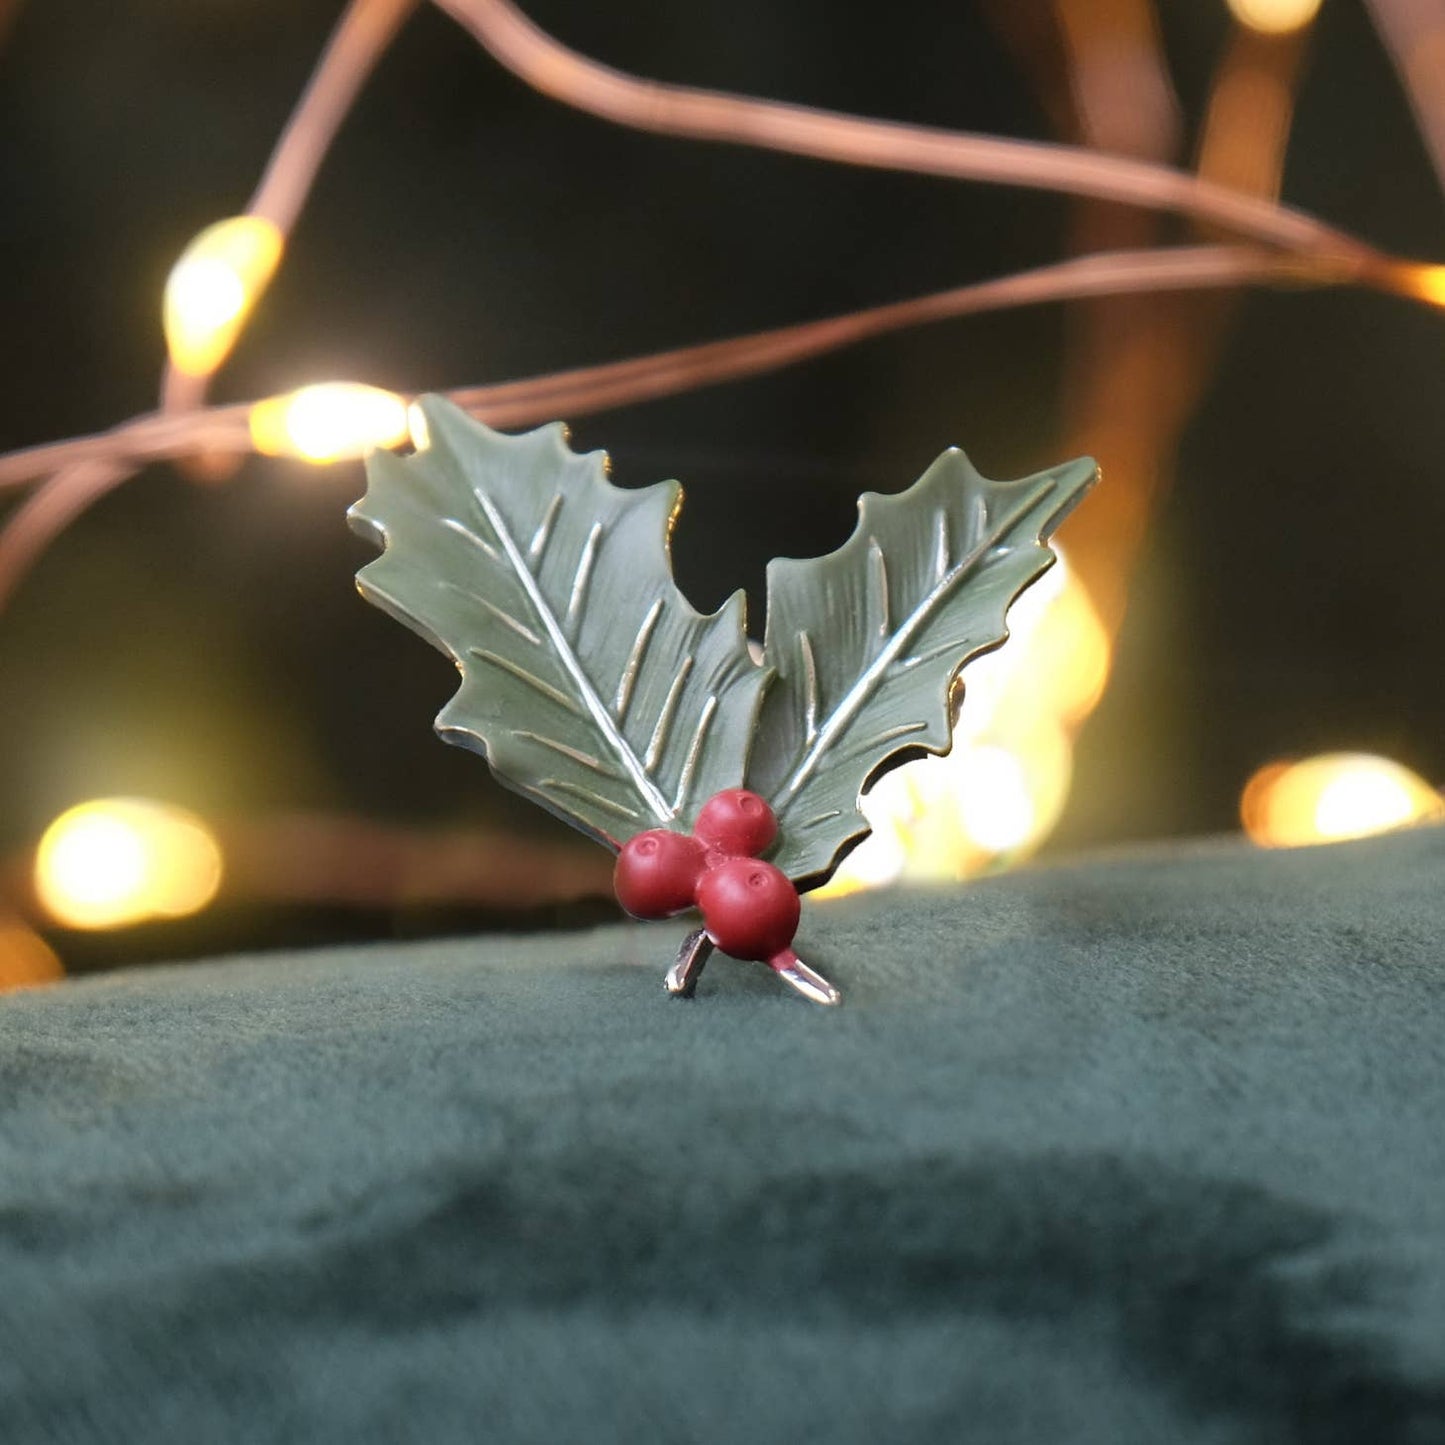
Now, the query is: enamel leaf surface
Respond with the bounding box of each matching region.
[747,448,1098,885]
[348,397,766,851]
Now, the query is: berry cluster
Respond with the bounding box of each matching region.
[613,789,800,965]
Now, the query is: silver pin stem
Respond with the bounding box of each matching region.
[664,928,713,998]
[769,949,842,1006]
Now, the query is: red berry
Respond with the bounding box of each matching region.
[614,830,704,919]
[694,788,778,858]
[696,858,800,961]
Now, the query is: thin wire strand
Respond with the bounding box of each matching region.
[4,1,1435,609]
[0,461,138,613]
[249,0,420,232]
[0,244,1312,500]
[453,246,1315,425]
[1362,0,1445,200]
[0,245,1320,612]
[433,0,1380,269]
[160,0,420,414]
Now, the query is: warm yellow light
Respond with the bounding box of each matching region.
[35,799,224,930]
[1241,753,1444,848]
[407,401,432,453]
[947,551,1110,736]
[954,746,1041,854]
[163,217,283,377]
[1389,261,1445,309]
[1014,558,1110,726]
[1225,0,1322,36]
[815,722,1073,898]
[250,383,411,464]
[0,921,63,992]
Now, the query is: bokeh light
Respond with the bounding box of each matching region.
[0,920,64,992]
[1389,261,1445,309]
[35,799,224,930]
[1241,752,1444,847]
[162,216,283,377]
[953,743,1055,854]
[250,383,410,463]
[1225,0,1323,37]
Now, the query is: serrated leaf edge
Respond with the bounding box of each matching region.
[771,469,1067,808]
[350,402,771,848]
[444,452,675,821]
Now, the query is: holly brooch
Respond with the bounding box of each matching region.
[350,397,1096,1005]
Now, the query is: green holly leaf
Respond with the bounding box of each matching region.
[348,397,767,851]
[746,448,1098,885]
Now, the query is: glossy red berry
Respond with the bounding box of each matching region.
[694,788,778,858]
[696,857,800,962]
[614,829,705,920]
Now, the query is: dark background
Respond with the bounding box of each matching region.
[2,0,1443,962]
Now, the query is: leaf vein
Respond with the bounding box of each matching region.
[615,598,663,723]
[798,809,842,830]
[674,693,717,812]
[443,582,542,647]
[539,778,641,821]
[469,649,580,715]
[465,482,672,823]
[529,494,562,561]
[869,535,889,639]
[839,720,926,763]
[902,632,987,670]
[514,730,618,777]
[799,630,819,744]
[645,656,694,772]
[780,476,1057,801]
[443,517,500,563]
[568,521,603,628]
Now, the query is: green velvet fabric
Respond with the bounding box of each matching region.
[3,827,1445,1443]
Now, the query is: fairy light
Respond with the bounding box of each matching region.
[1225,0,1322,37]
[1387,261,1445,309]
[249,383,411,464]
[162,217,283,377]
[1241,753,1444,848]
[34,799,224,930]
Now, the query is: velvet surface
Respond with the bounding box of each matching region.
[3,827,1445,1443]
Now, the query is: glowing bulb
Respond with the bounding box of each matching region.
[163,217,283,377]
[955,746,1040,854]
[250,383,410,464]
[35,799,224,930]
[1389,262,1445,309]
[815,719,1073,899]
[1225,0,1322,36]
[1313,770,1417,837]
[1241,753,1443,848]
